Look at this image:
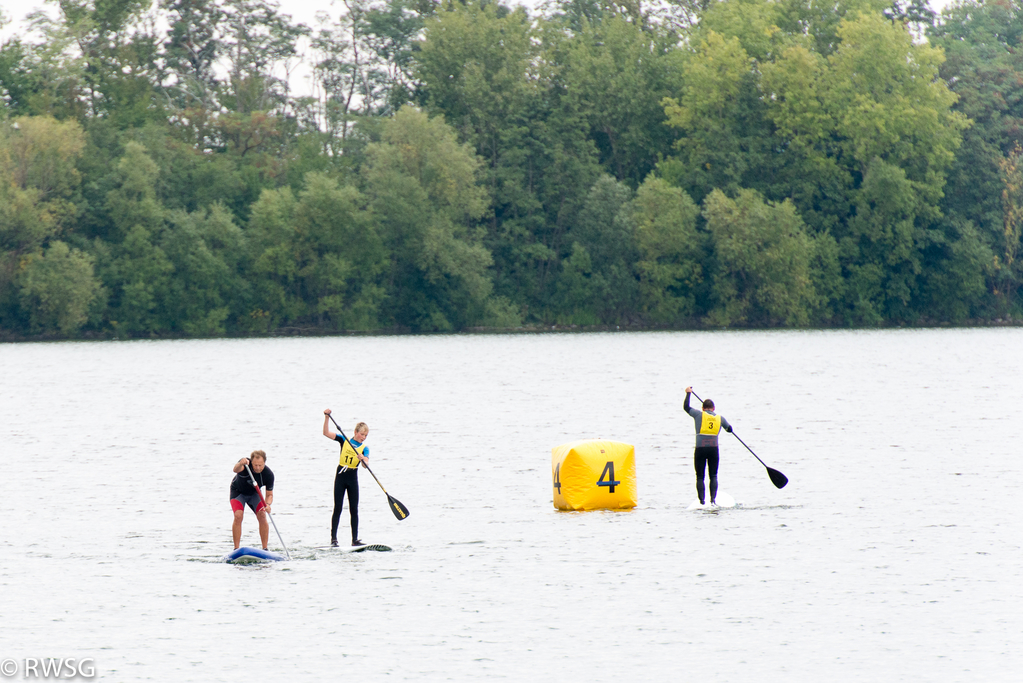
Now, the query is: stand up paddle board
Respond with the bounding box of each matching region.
[686,491,736,511]
[223,546,287,563]
[314,544,392,553]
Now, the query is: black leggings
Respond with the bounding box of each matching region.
[331,466,360,542]
[694,446,720,503]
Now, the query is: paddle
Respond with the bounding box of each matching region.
[691,391,788,489]
[327,413,410,521]
[244,462,292,559]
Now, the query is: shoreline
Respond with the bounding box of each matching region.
[2,317,1021,344]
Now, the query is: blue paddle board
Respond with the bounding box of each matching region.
[224,546,287,563]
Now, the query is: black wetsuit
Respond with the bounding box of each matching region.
[230,466,274,498]
[693,447,719,505]
[331,434,368,543]
[684,392,731,504]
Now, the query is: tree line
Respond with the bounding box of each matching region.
[1,0,1021,338]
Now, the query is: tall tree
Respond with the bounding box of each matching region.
[555,15,680,186]
[416,0,600,319]
[929,0,1023,309]
[364,106,492,330]
[703,188,818,326]
[557,175,638,323]
[632,175,703,323]
[162,0,224,109]
[0,116,87,330]
[662,30,773,204]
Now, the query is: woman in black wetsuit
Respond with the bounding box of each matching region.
[323,409,370,546]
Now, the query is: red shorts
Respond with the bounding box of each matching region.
[231,493,265,513]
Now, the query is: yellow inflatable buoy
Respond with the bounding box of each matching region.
[551,440,637,511]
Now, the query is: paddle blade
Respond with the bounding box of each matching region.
[387,494,410,520]
[767,467,788,489]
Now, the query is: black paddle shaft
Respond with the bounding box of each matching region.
[690,391,788,489]
[327,413,410,520]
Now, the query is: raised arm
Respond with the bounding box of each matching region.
[233,457,250,473]
[684,387,692,413]
[323,409,337,440]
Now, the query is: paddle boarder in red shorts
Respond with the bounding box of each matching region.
[230,450,275,549]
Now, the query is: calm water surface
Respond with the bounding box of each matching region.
[1,330,1021,681]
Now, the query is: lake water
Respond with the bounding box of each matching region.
[1,330,1021,681]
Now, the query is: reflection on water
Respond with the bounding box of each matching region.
[2,330,1022,681]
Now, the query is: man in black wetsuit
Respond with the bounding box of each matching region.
[684,387,732,506]
[323,409,370,547]
[230,450,274,549]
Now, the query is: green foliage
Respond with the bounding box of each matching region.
[0,116,88,331]
[18,240,102,335]
[555,16,679,185]
[247,173,387,332]
[929,0,1023,312]
[0,0,1016,337]
[557,175,638,323]
[161,205,246,335]
[703,188,817,326]
[826,12,966,198]
[841,159,924,323]
[364,106,492,330]
[632,175,703,322]
[416,1,601,319]
[662,30,769,203]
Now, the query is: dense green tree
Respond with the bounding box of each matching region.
[416,1,600,319]
[929,0,1023,314]
[41,0,165,128]
[555,16,679,186]
[160,204,246,335]
[661,30,772,204]
[0,116,87,330]
[557,175,637,323]
[18,240,102,335]
[364,106,494,330]
[995,143,1023,305]
[0,0,1018,337]
[703,188,818,326]
[162,0,224,109]
[247,173,387,332]
[774,0,888,57]
[632,175,703,323]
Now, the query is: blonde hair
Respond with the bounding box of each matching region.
[354,422,368,435]
[250,450,267,462]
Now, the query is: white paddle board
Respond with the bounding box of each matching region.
[686,491,736,510]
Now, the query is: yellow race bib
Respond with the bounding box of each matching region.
[699,413,722,436]
[339,440,365,469]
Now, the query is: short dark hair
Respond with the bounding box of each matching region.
[702,399,714,410]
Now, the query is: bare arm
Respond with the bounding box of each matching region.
[233,457,250,473]
[323,409,337,440]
